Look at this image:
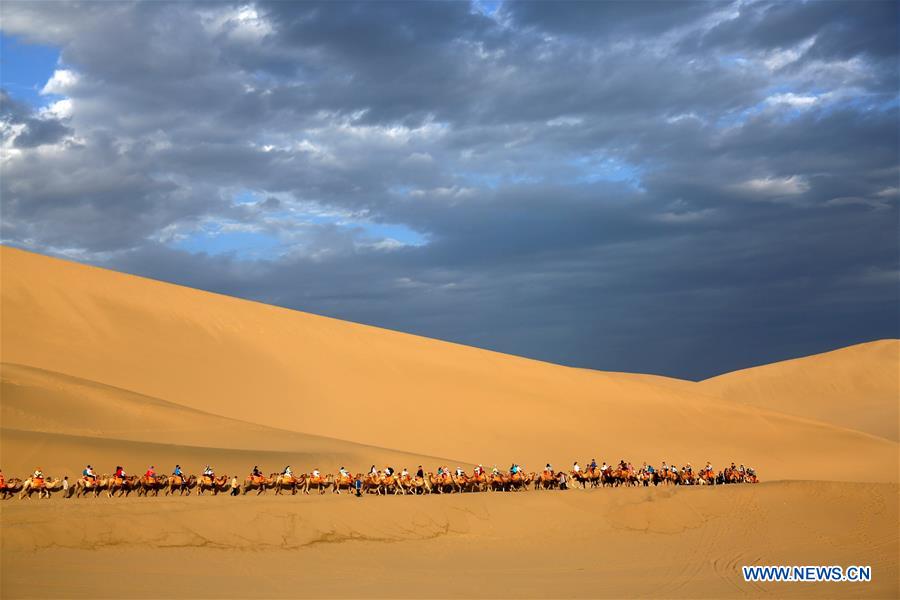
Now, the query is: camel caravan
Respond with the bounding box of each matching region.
[0,460,759,500]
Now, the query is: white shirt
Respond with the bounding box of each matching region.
[573,464,581,472]
[284,468,293,476]
[312,470,319,477]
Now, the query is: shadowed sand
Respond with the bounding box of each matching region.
[2,482,897,599]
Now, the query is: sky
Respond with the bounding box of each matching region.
[1,0,897,380]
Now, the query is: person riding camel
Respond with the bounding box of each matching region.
[647,464,655,474]
[33,468,44,485]
[83,465,96,482]
[145,465,156,480]
[204,465,214,479]
[600,461,609,472]
[455,467,464,477]
[416,465,424,478]
[572,462,581,474]
[705,462,713,473]
[251,465,262,478]
[589,458,598,471]
[401,467,409,478]
[115,466,126,481]
[311,468,320,479]
[491,466,500,475]
[474,464,484,476]
[370,465,378,476]
[172,465,183,482]
[661,461,668,472]
[385,466,394,477]
[685,463,692,473]
[339,467,350,479]
[283,466,293,478]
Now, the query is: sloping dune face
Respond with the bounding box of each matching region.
[699,341,900,441]
[1,246,897,482]
[0,363,456,477]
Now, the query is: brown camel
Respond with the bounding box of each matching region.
[304,473,333,495]
[1,478,24,500]
[242,474,273,495]
[272,474,304,495]
[138,475,169,496]
[165,474,196,496]
[19,477,64,499]
[197,474,230,495]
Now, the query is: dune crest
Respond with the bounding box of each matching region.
[699,340,899,441]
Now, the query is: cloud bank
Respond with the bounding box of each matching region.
[1,0,897,379]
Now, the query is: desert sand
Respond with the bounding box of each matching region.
[1,245,898,598]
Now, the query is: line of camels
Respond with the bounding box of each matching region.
[2,463,758,500]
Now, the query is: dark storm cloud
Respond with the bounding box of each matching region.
[0,89,72,147]
[1,0,897,379]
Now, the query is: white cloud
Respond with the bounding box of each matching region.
[41,69,79,95]
[764,93,819,109]
[39,98,73,120]
[734,176,810,198]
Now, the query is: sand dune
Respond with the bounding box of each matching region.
[2,482,896,598]
[3,245,899,600]
[699,340,899,441]
[2,246,897,483]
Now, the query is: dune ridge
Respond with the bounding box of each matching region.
[699,340,899,441]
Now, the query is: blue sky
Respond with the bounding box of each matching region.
[1,33,60,107]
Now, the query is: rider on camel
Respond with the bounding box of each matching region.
[83,465,96,481]
[545,463,554,474]
[204,465,215,479]
[573,461,581,474]
[252,465,262,478]
[283,466,293,478]
[145,465,156,480]
[172,465,183,482]
[33,468,44,485]
[416,465,424,478]
[115,466,126,481]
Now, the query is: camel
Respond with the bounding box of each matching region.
[303,473,333,495]
[272,474,304,495]
[380,474,402,495]
[332,473,357,494]
[74,476,109,498]
[19,477,65,499]
[570,469,598,489]
[698,470,716,486]
[534,470,558,490]
[242,474,273,495]
[1,478,24,500]
[428,472,455,494]
[165,474,196,496]
[197,474,231,495]
[108,475,141,497]
[399,475,431,495]
[138,475,169,496]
